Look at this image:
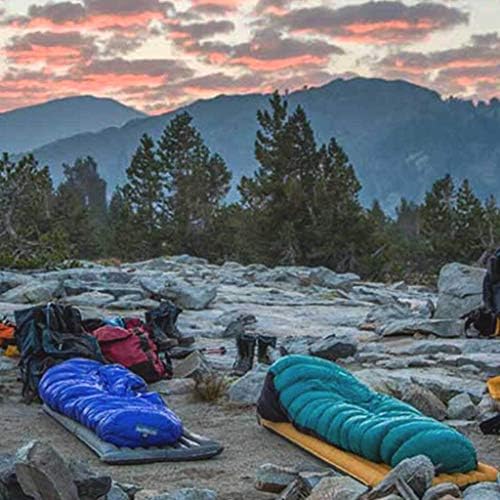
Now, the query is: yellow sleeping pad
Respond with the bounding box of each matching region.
[487,376,500,401]
[259,417,498,488]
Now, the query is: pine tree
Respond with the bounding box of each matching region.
[240,92,369,270]
[454,179,484,262]
[420,174,457,267]
[310,138,367,271]
[396,198,420,239]
[53,157,106,259]
[157,112,231,256]
[106,188,140,260]
[0,153,68,267]
[122,134,167,257]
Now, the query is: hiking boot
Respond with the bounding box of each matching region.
[146,301,195,349]
[231,333,256,376]
[257,334,277,365]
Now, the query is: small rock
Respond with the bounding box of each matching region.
[309,475,367,500]
[64,291,115,308]
[68,459,111,499]
[106,483,129,500]
[0,281,59,304]
[149,378,196,396]
[255,463,298,493]
[309,267,359,289]
[463,482,500,500]
[172,351,211,379]
[228,364,268,405]
[309,334,358,361]
[15,441,79,500]
[422,483,462,500]
[447,393,477,420]
[367,455,434,499]
[399,384,447,421]
[214,310,256,328]
[149,488,217,500]
[381,319,463,338]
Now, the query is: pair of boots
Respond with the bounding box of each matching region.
[232,333,277,376]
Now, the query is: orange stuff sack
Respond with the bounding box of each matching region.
[0,322,15,348]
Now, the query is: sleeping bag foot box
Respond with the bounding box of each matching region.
[257,355,498,487]
[40,358,223,463]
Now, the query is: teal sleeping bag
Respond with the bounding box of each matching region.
[257,355,477,474]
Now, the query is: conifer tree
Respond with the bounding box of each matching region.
[0,153,68,266]
[53,156,106,259]
[122,134,168,257]
[240,92,369,270]
[454,179,484,261]
[420,174,456,266]
[157,112,231,256]
[106,188,140,260]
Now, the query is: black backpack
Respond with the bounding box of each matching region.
[15,303,105,401]
[462,307,496,337]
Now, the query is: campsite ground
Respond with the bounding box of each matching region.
[1,371,499,499]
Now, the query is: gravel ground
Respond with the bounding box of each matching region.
[1,368,499,499]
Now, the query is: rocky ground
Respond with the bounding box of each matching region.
[0,256,499,499]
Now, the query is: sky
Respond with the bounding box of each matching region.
[0,0,498,114]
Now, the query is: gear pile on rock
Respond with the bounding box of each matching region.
[0,255,499,499]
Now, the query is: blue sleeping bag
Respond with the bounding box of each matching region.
[258,355,478,474]
[39,358,183,447]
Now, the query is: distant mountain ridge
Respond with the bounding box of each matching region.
[0,95,146,154]
[13,78,500,209]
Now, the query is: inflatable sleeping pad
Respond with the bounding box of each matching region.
[40,358,183,447]
[257,355,477,474]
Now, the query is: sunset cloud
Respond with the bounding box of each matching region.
[4,31,97,67]
[268,1,468,43]
[377,32,500,98]
[6,0,174,31]
[0,0,494,113]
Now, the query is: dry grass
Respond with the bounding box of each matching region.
[193,372,230,402]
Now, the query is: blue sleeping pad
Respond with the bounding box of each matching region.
[39,358,183,447]
[267,355,477,474]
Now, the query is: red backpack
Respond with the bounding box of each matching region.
[92,322,169,383]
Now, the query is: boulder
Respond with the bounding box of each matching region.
[308,475,367,500]
[422,483,462,500]
[108,296,159,310]
[399,384,447,421]
[221,315,256,339]
[0,454,30,500]
[228,364,268,405]
[309,267,359,289]
[14,441,79,500]
[381,319,463,338]
[106,483,129,500]
[141,278,216,310]
[365,303,417,329]
[0,271,31,295]
[463,482,500,500]
[64,291,115,308]
[68,460,111,499]
[435,263,485,319]
[367,455,434,499]
[0,281,60,304]
[447,393,477,420]
[309,334,358,361]
[255,463,298,493]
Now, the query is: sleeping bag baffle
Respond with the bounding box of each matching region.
[40,358,183,448]
[257,355,478,474]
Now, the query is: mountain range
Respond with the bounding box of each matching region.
[3,78,500,209]
[0,95,145,154]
